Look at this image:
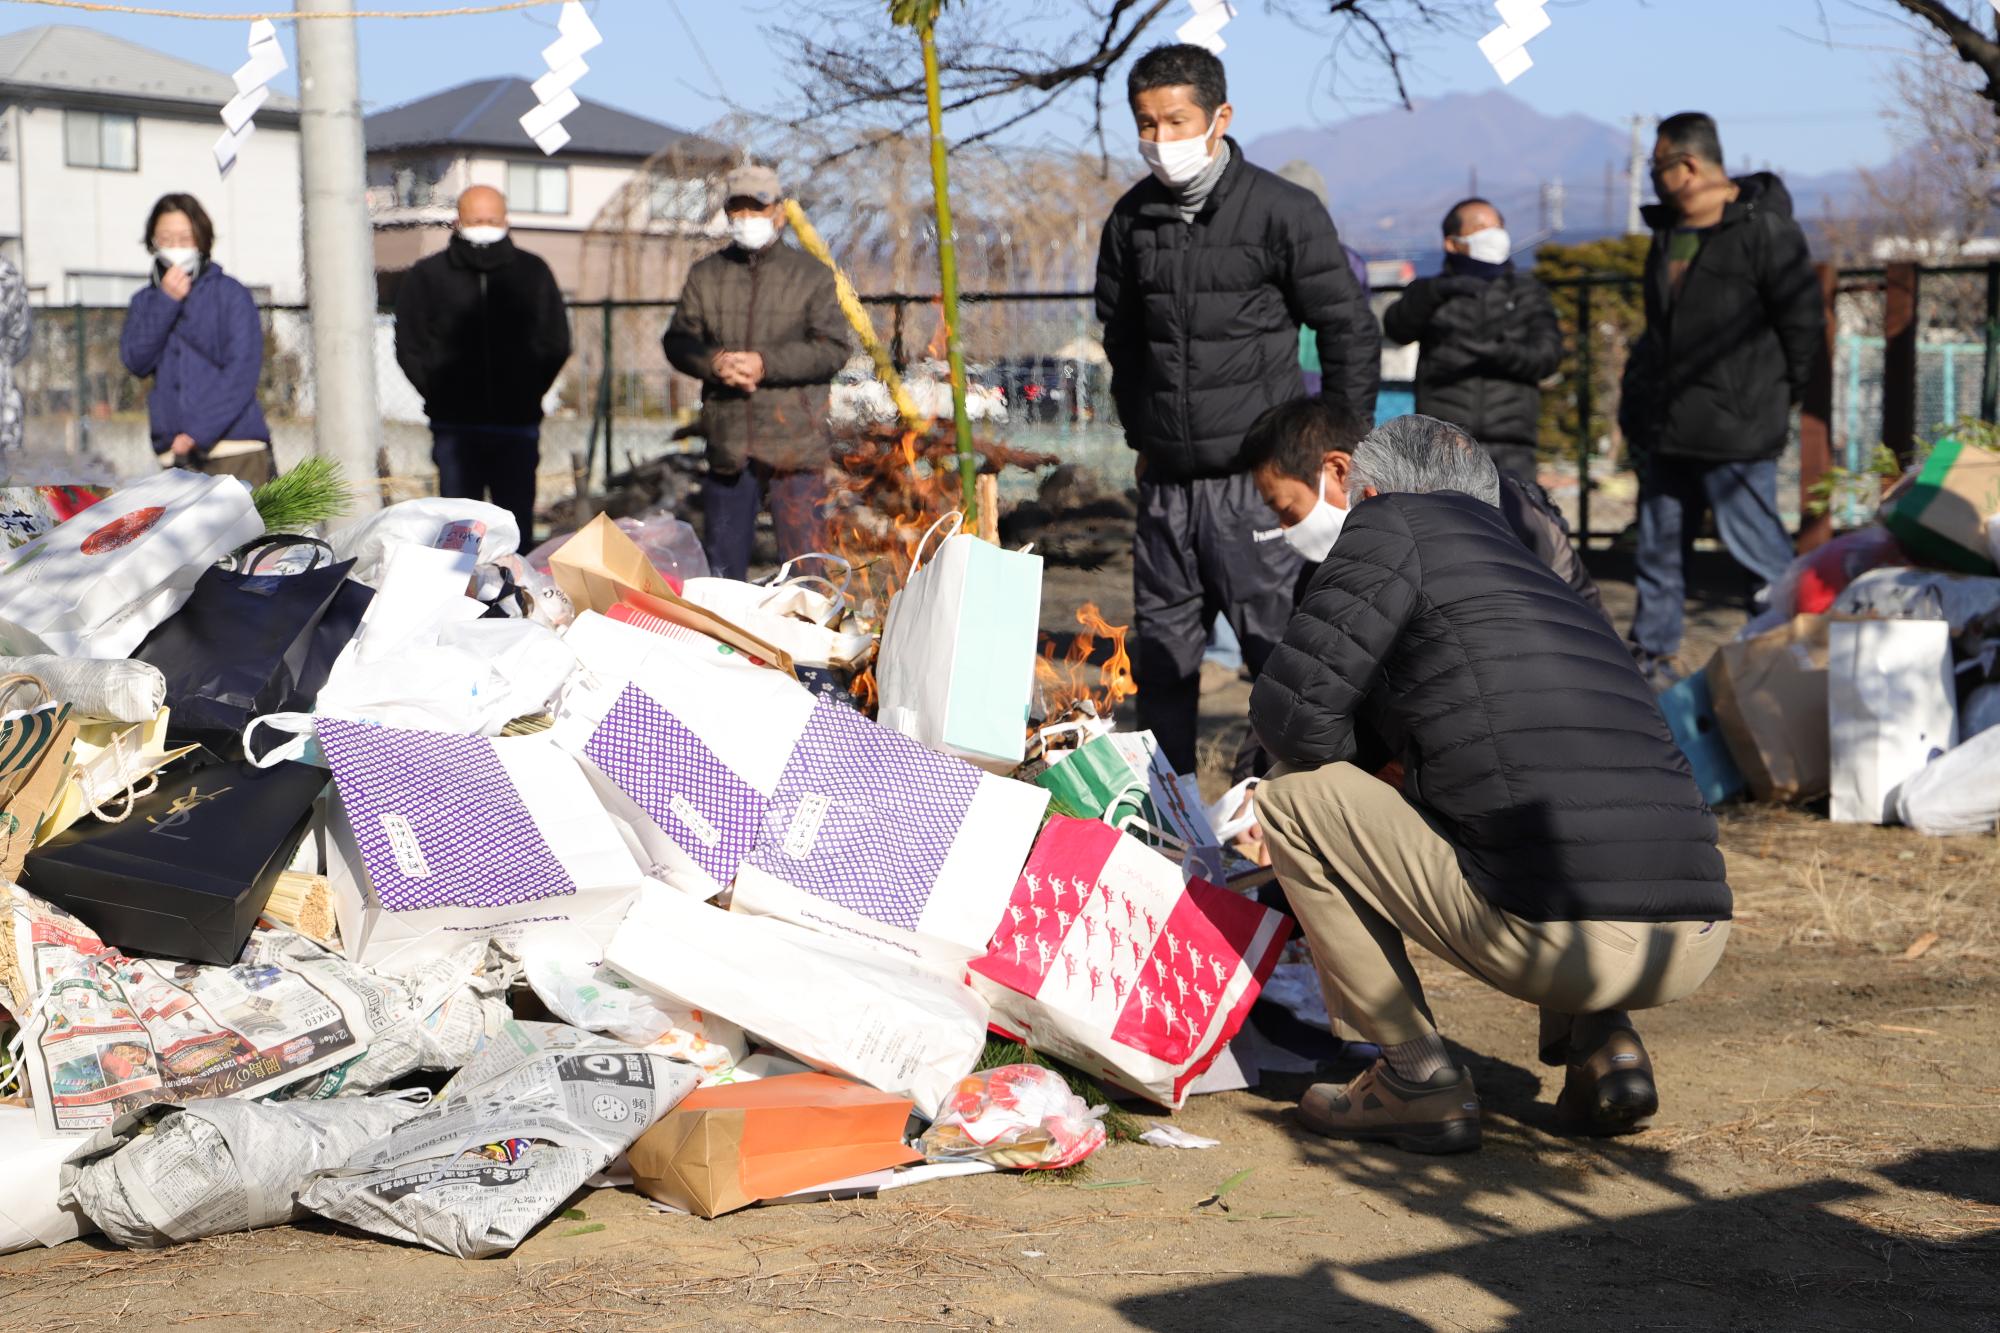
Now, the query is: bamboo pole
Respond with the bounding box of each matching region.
[784,198,926,432]
[916,17,980,523]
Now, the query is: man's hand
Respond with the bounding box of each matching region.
[169,433,198,457]
[160,265,193,302]
[715,350,765,393]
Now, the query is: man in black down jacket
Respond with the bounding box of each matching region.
[1381,197,1562,485]
[1249,415,1731,1154]
[394,185,572,544]
[1095,44,1380,774]
[1621,113,1826,687]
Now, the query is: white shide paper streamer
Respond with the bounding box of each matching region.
[519,1,603,156]
[1175,0,1236,56]
[1477,0,1552,85]
[214,20,286,175]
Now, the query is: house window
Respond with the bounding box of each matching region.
[63,110,137,171]
[649,177,710,224]
[64,271,149,304]
[506,162,569,216]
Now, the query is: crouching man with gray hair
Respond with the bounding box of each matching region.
[1249,414,1732,1154]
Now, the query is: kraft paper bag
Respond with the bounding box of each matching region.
[1880,436,2000,575]
[628,1073,919,1219]
[877,514,1043,773]
[1829,619,1957,824]
[550,515,795,675]
[1709,615,1832,803]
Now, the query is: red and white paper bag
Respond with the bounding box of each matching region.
[968,816,1290,1109]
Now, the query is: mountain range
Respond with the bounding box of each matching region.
[1243,90,1867,261]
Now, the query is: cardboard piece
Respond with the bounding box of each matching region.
[1709,615,1832,803]
[1880,436,2000,575]
[549,515,796,675]
[628,1072,919,1219]
[24,760,327,965]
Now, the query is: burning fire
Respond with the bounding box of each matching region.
[1035,602,1137,719]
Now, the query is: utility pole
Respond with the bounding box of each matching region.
[294,0,382,512]
[1625,114,1651,236]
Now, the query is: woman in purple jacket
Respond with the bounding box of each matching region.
[119,193,274,483]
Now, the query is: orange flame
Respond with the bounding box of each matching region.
[1034,602,1137,721]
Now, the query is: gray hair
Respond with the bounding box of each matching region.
[1348,415,1503,507]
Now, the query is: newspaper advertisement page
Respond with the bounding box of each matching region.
[299,1022,699,1258]
[4,889,381,1136]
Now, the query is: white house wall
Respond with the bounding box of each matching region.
[14,101,304,305]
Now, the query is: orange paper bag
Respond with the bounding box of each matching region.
[628,1072,919,1218]
[549,515,796,675]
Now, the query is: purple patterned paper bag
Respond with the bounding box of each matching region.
[319,717,580,913]
[581,683,766,887]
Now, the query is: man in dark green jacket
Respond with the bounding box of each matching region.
[663,164,852,580]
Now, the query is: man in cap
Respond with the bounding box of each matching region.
[664,163,852,580]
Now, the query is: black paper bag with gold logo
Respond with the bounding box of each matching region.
[23,759,328,964]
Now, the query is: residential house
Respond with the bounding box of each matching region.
[364,77,734,303]
[0,24,303,305]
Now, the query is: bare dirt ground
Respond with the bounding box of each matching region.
[3,521,1996,1333]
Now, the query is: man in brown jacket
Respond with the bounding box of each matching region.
[663,164,852,580]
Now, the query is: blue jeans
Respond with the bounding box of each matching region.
[701,462,826,583]
[1629,456,1795,660]
[432,425,540,547]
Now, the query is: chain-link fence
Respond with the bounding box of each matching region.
[14,262,1989,540]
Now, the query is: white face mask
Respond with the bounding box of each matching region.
[1281,471,1349,563]
[1138,122,1219,188]
[1463,227,1512,265]
[459,225,507,246]
[156,247,201,276]
[728,215,778,251]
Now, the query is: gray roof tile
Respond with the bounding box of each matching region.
[364,77,728,162]
[0,24,296,112]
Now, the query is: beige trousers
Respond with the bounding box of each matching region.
[160,441,275,486]
[1258,762,1730,1060]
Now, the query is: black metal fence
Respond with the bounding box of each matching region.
[18,262,1994,542]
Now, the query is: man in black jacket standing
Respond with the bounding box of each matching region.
[394,185,572,545]
[1621,113,1826,688]
[1095,44,1379,775]
[1382,198,1562,485]
[1250,416,1731,1154]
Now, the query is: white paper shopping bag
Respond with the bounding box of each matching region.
[877,513,1043,773]
[0,470,263,660]
[0,1107,90,1253]
[606,886,989,1118]
[1829,619,1958,824]
[320,718,645,968]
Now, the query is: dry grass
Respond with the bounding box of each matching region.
[1719,807,2000,962]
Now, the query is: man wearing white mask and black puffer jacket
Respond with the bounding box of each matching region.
[664,163,851,581]
[394,185,572,545]
[1095,43,1380,777]
[1382,198,1563,487]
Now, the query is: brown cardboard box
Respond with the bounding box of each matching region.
[628,1073,919,1219]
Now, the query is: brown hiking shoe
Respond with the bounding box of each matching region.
[1296,1061,1481,1154]
[1556,1027,1659,1136]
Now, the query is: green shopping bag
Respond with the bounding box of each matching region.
[1880,435,2000,575]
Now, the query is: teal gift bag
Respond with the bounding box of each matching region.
[877,513,1043,773]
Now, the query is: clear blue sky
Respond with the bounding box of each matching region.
[0,0,1920,175]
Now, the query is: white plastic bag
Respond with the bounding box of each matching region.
[330,497,519,587]
[522,926,746,1083]
[1895,728,2000,835]
[0,655,163,722]
[919,1064,1105,1170]
[0,1106,91,1255]
[0,470,263,659]
[605,888,989,1118]
[677,576,876,669]
[1829,619,1958,824]
[62,1096,428,1249]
